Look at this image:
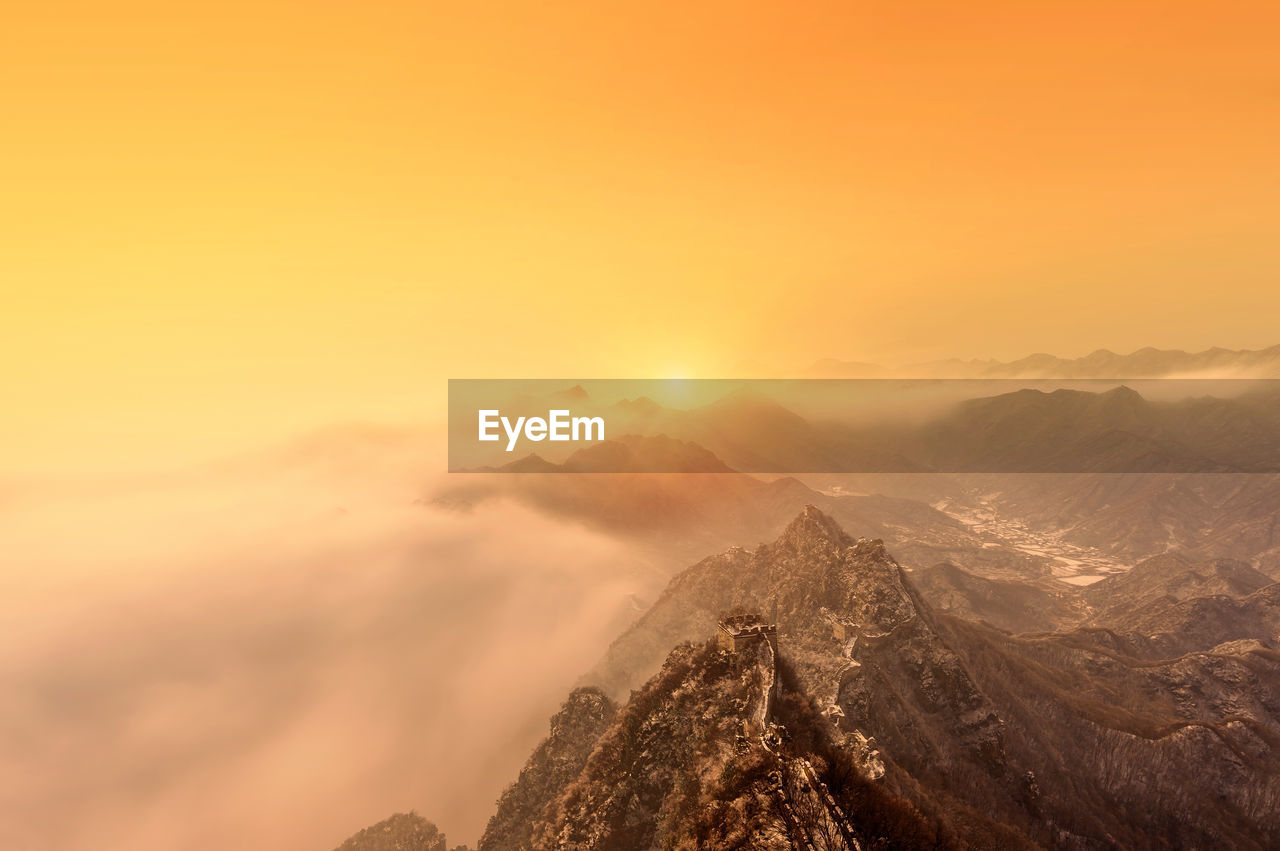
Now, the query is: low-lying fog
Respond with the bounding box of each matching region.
[0,435,655,850]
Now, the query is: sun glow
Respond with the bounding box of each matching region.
[3,1,1279,473]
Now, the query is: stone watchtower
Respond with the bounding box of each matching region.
[717,613,779,654]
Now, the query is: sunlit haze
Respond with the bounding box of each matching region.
[5,8,1280,849]
[4,1,1280,471]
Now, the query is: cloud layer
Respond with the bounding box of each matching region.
[0,452,651,849]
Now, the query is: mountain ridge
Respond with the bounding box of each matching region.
[803,343,1280,379]
[572,507,1280,848]
[342,507,1280,848]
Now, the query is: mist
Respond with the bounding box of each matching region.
[0,438,654,850]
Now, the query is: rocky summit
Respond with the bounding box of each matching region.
[334,813,452,851]
[479,688,617,851]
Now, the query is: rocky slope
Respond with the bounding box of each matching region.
[340,507,1280,849]
[582,508,1003,750]
[577,507,1280,848]
[530,640,787,848]
[479,688,617,851]
[940,619,1280,847]
[908,552,1280,646]
[510,636,959,850]
[475,435,735,474]
[910,562,1085,633]
[436,463,1049,580]
[1083,553,1274,627]
[900,385,1280,473]
[334,813,453,851]
[579,509,1019,836]
[925,471,1280,570]
[1083,581,1280,659]
[473,381,1280,474]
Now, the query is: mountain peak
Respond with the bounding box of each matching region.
[1104,384,1142,399]
[334,813,446,851]
[563,434,735,473]
[779,504,854,551]
[613,395,662,414]
[479,687,616,851]
[553,384,591,402]
[548,686,616,739]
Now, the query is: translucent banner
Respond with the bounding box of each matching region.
[447,378,1280,473]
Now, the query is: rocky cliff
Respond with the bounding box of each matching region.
[575,507,1280,848]
[340,507,1280,849]
[334,813,451,851]
[587,506,1008,780]
[479,688,617,850]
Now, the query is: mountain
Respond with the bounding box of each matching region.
[902,385,1280,473]
[435,464,1051,580]
[685,389,847,472]
[807,343,1280,379]
[574,508,1280,848]
[806,358,889,378]
[935,471,1280,570]
[340,507,1280,848]
[983,344,1280,378]
[506,634,971,849]
[1093,582,1280,658]
[938,618,1280,847]
[1083,553,1275,627]
[582,508,1011,817]
[474,435,735,474]
[910,562,1085,633]
[595,387,934,474]
[908,553,1280,648]
[908,553,1280,647]
[478,454,564,474]
[530,640,795,848]
[585,504,1006,716]
[479,688,617,851]
[334,813,454,851]
[473,383,1280,474]
[602,388,921,474]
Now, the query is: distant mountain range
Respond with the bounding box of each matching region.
[454,343,1280,473]
[472,434,735,474]
[896,384,1280,472]
[443,438,1054,579]
[474,381,1280,473]
[801,343,1280,379]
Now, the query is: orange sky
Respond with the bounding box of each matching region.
[3,1,1279,471]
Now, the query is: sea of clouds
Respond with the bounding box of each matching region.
[0,433,652,849]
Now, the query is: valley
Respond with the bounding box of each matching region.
[931,493,1125,584]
